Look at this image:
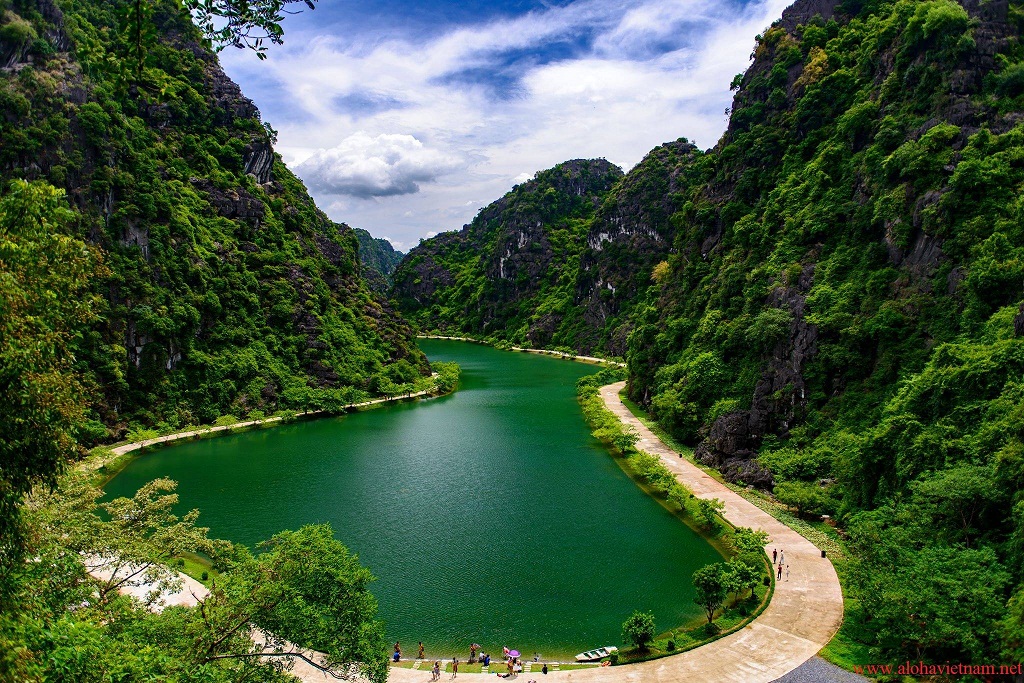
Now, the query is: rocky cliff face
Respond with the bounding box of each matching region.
[628,0,1024,485]
[575,140,708,355]
[353,227,404,293]
[392,159,623,344]
[0,0,427,431]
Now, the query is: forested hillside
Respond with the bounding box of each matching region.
[1,1,411,679]
[392,158,625,348]
[395,0,1024,664]
[354,227,404,293]
[0,0,428,444]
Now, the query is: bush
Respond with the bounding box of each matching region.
[200,571,208,581]
[0,15,37,46]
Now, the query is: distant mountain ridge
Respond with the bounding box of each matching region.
[353,227,404,293]
[392,158,626,348]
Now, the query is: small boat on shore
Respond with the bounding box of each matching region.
[575,646,618,662]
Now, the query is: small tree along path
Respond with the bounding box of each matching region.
[388,381,844,682]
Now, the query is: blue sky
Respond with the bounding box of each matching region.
[219,0,792,251]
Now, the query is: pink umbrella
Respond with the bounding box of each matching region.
[508,650,520,658]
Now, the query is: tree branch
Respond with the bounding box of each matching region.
[202,650,353,680]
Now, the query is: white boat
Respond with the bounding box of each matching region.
[575,646,618,662]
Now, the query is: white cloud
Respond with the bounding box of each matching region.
[296,132,463,198]
[220,0,792,246]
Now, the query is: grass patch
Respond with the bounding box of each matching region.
[171,551,220,587]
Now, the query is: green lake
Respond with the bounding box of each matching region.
[103,339,722,658]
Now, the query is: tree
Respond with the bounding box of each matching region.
[732,526,769,556]
[692,563,729,624]
[13,476,386,682]
[728,558,760,600]
[0,181,102,592]
[185,0,317,59]
[695,497,725,530]
[87,478,215,607]
[191,524,388,682]
[909,463,1000,548]
[849,509,1011,662]
[613,427,640,454]
[621,610,655,651]
[773,480,825,518]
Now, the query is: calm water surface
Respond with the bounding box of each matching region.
[104,340,722,658]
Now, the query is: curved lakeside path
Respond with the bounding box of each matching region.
[103,384,439,459]
[388,381,844,683]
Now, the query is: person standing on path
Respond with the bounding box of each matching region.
[432,661,440,681]
[394,642,401,662]
[786,564,790,581]
[419,642,425,660]
[780,549,785,565]
[451,658,459,679]
[777,562,783,580]
[772,548,777,563]
[542,663,548,675]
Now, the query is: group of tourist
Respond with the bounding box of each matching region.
[772,548,790,581]
[393,641,551,679]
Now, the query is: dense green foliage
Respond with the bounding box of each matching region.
[1,2,426,679]
[625,0,1024,665]
[0,0,427,441]
[354,227,404,293]
[393,144,709,356]
[1,475,387,682]
[392,159,625,350]
[0,180,102,589]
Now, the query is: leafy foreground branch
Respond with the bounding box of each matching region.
[1,474,388,682]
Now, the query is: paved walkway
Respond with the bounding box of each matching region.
[105,385,438,458]
[388,382,844,682]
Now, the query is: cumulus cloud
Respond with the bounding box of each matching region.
[296,132,463,198]
[221,0,792,245]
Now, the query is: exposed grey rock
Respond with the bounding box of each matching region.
[243,141,274,184]
[190,179,266,224]
[695,265,817,488]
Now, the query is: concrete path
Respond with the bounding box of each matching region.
[106,386,438,458]
[388,382,844,682]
